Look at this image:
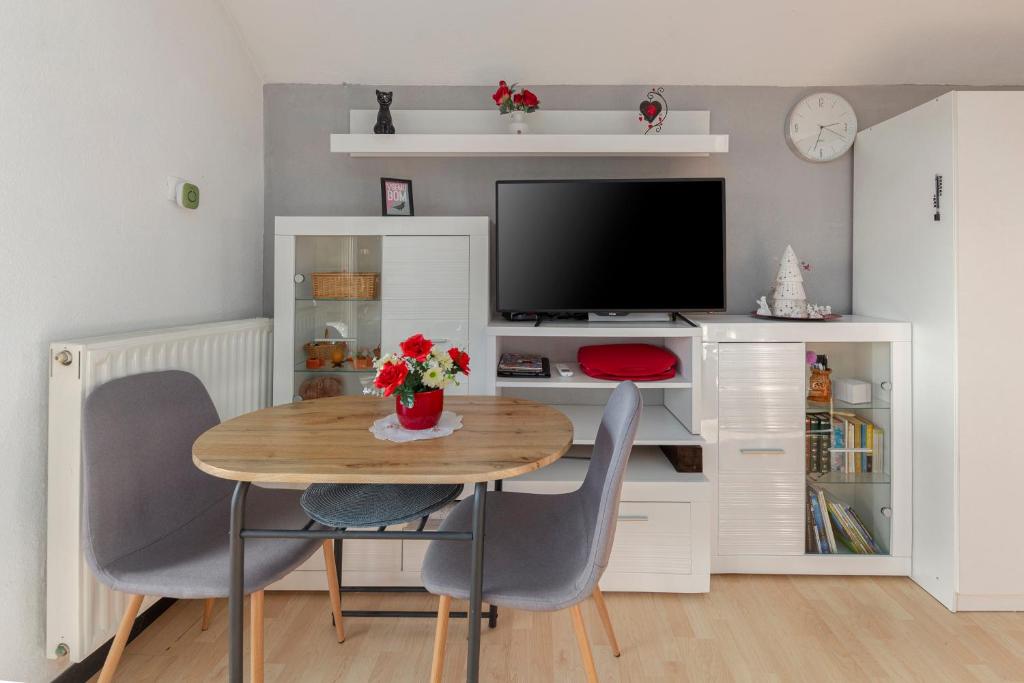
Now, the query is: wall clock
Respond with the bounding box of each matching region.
[786,92,858,162]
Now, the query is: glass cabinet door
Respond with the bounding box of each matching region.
[804,342,893,555]
[292,235,382,399]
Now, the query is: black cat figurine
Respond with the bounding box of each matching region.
[373,89,395,134]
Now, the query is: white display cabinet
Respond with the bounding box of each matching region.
[692,315,912,576]
[273,217,489,406]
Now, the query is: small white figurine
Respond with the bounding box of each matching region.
[756,296,772,316]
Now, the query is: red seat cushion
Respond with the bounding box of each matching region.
[577,343,678,381]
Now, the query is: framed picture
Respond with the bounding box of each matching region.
[380,177,414,216]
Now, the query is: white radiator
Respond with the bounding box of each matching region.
[46,318,273,662]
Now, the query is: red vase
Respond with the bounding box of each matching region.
[395,389,444,430]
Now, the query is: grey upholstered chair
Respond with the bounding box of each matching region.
[82,371,344,683]
[422,381,642,683]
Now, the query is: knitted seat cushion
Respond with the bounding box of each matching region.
[301,483,464,528]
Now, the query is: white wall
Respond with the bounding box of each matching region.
[0,2,263,680]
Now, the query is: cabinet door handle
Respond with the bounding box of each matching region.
[617,514,649,523]
[740,448,786,455]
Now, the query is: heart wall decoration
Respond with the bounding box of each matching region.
[638,86,669,134]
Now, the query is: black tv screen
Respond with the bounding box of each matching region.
[496,179,726,313]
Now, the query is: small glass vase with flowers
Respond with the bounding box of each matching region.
[368,334,471,430]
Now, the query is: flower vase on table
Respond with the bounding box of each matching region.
[369,333,471,430]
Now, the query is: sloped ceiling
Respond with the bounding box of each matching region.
[222,0,1024,86]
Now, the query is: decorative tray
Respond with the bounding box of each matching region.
[751,311,843,322]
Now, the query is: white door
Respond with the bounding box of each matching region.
[853,93,957,609]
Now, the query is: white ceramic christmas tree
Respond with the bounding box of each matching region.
[771,245,808,318]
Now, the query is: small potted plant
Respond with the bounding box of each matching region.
[369,334,471,430]
[492,80,540,134]
[352,348,375,370]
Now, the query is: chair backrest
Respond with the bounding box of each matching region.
[574,381,642,592]
[82,370,229,575]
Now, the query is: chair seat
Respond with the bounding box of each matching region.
[301,483,463,528]
[421,491,593,612]
[91,487,319,599]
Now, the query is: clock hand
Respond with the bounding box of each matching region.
[821,127,848,141]
[809,126,824,153]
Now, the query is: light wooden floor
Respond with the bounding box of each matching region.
[92,575,1024,682]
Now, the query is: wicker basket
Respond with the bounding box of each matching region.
[312,272,380,300]
[304,341,348,364]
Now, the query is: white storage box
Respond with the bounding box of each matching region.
[834,378,872,404]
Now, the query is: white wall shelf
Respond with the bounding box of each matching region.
[556,404,702,447]
[331,133,729,158]
[332,109,728,158]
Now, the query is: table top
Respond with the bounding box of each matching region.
[192,395,574,484]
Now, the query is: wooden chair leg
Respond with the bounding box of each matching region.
[251,590,265,683]
[322,540,346,642]
[97,593,144,683]
[569,604,599,683]
[201,597,216,631]
[430,595,452,683]
[591,586,621,657]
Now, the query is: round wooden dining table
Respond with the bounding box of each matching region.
[193,395,573,683]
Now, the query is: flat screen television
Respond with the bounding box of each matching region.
[496,178,726,313]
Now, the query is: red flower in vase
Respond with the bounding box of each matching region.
[512,92,523,106]
[448,347,471,375]
[374,360,409,397]
[492,81,511,105]
[399,333,434,361]
[521,89,539,108]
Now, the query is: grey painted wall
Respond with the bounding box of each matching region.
[264,84,956,315]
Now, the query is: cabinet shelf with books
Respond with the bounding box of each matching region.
[804,341,895,557]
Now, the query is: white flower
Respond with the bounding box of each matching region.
[422,366,445,389]
[431,346,454,369]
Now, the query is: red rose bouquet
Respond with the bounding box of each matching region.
[492,80,540,114]
[370,333,471,408]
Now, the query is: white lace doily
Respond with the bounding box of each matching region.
[369,411,463,442]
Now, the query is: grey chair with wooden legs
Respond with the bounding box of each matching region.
[422,381,642,682]
[82,371,345,683]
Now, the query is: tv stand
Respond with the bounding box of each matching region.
[587,312,695,325]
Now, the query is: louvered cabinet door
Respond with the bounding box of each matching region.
[717,343,806,555]
[381,236,471,394]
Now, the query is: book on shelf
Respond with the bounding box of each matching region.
[805,409,885,475]
[497,353,551,378]
[806,484,882,555]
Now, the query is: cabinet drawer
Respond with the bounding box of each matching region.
[382,236,469,301]
[607,502,693,575]
[402,501,694,577]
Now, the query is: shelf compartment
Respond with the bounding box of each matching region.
[495,362,691,390]
[296,297,380,303]
[808,471,890,485]
[295,362,375,374]
[553,404,701,446]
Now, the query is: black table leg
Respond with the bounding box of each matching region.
[467,481,487,683]
[229,481,251,683]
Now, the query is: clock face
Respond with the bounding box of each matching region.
[786,93,858,162]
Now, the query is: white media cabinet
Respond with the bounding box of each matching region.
[273,310,910,594]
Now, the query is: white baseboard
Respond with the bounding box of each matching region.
[956,593,1024,612]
